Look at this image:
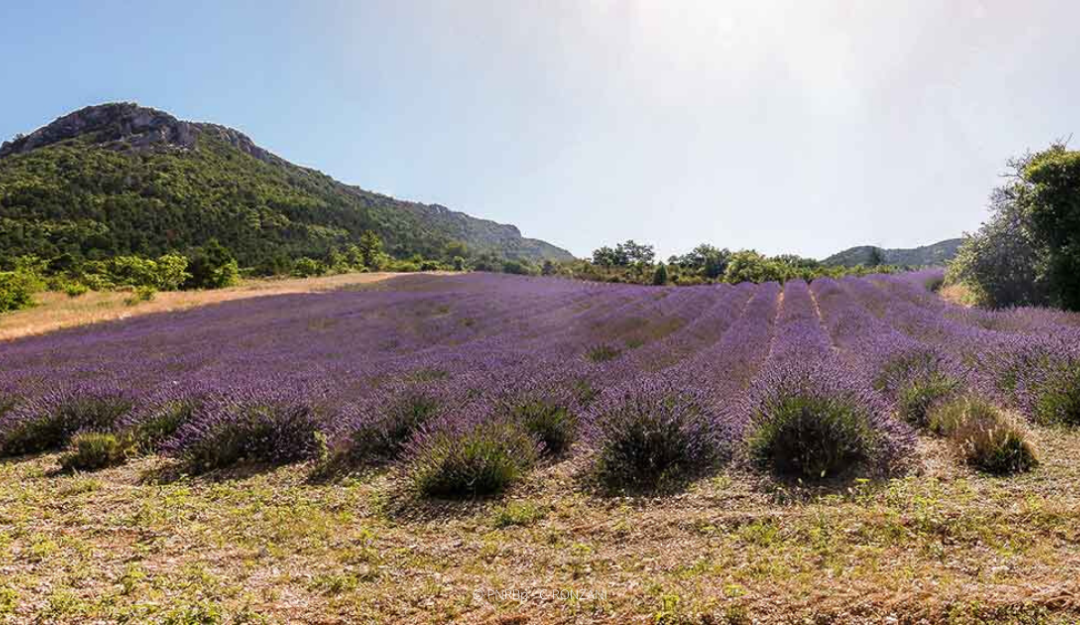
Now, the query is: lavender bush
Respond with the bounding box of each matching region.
[588,381,729,491]
[0,271,1075,488]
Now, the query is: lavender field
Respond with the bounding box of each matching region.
[3,271,1080,623]
[2,270,1078,486]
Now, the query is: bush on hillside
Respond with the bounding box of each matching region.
[0,271,38,313]
[292,257,327,278]
[184,239,239,289]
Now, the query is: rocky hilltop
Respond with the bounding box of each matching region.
[0,103,278,164]
[0,103,574,265]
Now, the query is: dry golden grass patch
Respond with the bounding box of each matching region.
[0,272,412,342]
[939,283,978,308]
[1,427,1079,624]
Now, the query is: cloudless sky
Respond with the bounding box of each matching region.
[1,1,1076,259]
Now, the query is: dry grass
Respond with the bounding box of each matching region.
[1,427,1078,624]
[940,283,978,308]
[0,272,410,342]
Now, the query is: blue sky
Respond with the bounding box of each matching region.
[1,1,1076,259]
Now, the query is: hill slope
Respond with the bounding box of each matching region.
[0,103,574,267]
[823,238,962,267]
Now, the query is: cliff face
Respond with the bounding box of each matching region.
[0,103,280,164]
[0,103,575,263]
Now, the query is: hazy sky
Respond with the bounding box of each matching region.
[1,1,1076,259]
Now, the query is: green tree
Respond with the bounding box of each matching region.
[723,250,787,284]
[1025,147,1080,310]
[0,271,39,312]
[358,231,385,269]
[946,145,1077,308]
[652,262,668,285]
[185,239,239,289]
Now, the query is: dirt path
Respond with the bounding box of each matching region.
[0,272,412,342]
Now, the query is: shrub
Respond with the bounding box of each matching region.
[184,239,239,289]
[745,360,913,481]
[874,350,960,427]
[505,397,577,456]
[652,263,668,286]
[747,394,879,480]
[132,401,197,453]
[94,254,191,291]
[124,285,157,305]
[0,271,38,313]
[58,432,137,472]
[1031,363,1080,426]
[591,385,725,491]
[409,420,539,498]
[339,389,442,467]
[292,257,327,278]
[420,260,442,272]
[63,282,89,298]
[176,402,325,473]
[929,396,1038,474]
[0,391,134,457]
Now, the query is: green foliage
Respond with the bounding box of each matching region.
[747,395,879,480]
[124,285,157,305]
[453,256,467,271]
[184,239,239,289]
[410,421,539,498]
[948,143,1080,310]
[357,230,385,269]
[723,251,788,284]
[1025,147,1080,310]
[592,240,655,267]
[58,432,137,472]
[63,282,89,298]
[652,262,668,285]
[292,257,327,278]
[0,125,571,269]
[501,259,536,275]
[0,270,38,312]
[669,244,730,279]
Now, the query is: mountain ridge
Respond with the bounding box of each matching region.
[822,238,962,267]
[0,103,574,265]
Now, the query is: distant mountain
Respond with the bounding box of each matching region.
[0,103,574,267]
[823,238,963,267]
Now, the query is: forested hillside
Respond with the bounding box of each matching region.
[823,239,962,267]
[0,103,573,269]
